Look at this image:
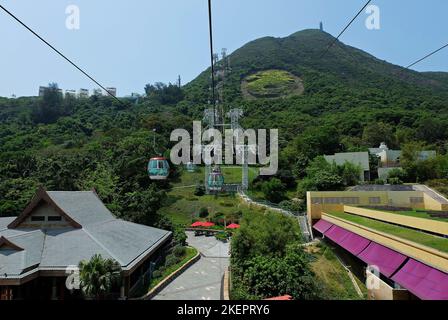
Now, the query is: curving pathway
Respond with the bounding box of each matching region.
[152,232,229,300]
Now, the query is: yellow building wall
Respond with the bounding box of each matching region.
[366,270,410,301]
[387,191,426,209]
[307,191,425,220]
[423,193,447,211]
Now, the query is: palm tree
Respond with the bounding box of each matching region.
[79,254,122,299]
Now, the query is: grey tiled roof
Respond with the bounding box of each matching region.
[0,250,25,276]
[47,191,115,226]
[0,230,44,276]
[0,217,15,231]
[0,191,171,279]
[40,228,113,268]
[85,220,171,266]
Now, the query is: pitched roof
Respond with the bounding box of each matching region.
[46,191,115,226]
[0,189,171,280]
[0,232,44,276]
[39,228,113,268]
[8,187,82,229]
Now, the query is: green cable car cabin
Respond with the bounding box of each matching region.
[148,157,170,180]
[208,167,224,192]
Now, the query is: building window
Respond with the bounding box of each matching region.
[323,197,339,204]
[343,197,360,205]
[31,216,45,222]
[311,198,323,204]
[48,216,62,222]
[410,197,424,204]
[369,197,381,204]
[322,197,359,205]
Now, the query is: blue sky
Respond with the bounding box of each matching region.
[1,0,447,97]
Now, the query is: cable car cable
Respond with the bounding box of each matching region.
[208,0,216,125]
[0,4,124,106]
[320,0,371,59]
[406,42,448,69]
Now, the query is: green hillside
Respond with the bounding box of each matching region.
[181,30,448,188]
[1,29,448,220]
[184,29,448,107]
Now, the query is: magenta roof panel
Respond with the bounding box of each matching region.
[325,225,351,244]
[392,259,448,300]
[357,242,407,277]
[339,233,371,256]
[313,220,334,234]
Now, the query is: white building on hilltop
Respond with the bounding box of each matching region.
[105,87,117,97]
[92,88,103,96]
[65,90,77,98]
[78,88,89,98]
[369,143,437,180]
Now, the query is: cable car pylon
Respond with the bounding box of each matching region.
[203,0,249,195]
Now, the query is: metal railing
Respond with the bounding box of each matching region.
[238,188,312,241]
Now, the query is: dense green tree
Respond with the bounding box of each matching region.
[119,185,166,226]
[261,178,287,204]
[231,210,324,300]
[144,82,184,105]
[337,162,361,187]
[32,83,70,124]
[239,245,323,300]
[362,122,396,148]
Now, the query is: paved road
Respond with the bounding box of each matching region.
[152,232,230,300]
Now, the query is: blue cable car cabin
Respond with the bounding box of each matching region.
[208,167,224,192]
[148,157,170,180]
[186,162,197,173]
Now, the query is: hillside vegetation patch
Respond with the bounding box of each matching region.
[241,69,304,99]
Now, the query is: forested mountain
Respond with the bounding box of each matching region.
[1,29,448,218]
[182,29,448,175]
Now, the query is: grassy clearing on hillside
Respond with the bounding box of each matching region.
[328,211,448,253]
[307,242,366,300]
[171,166,259,186]
[241,69,304,99]
[159,166,259,225]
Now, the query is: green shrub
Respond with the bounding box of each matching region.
[215,232,228,242]
[152,270,162,279]
[165,254,179,267]
[173,227,187,246]
[199,207,209,218]
[279,200,302,212]
[194,184,205,196]
[261,178,287,204]
[173,245,186,258]
[219,201,233,207]
[388,177,403,185]
[210,212,225,225]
